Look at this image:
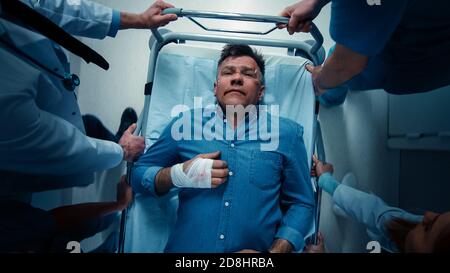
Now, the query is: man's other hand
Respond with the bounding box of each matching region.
[304,232,325,253]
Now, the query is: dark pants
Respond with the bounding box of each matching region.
[0,200,117,253]
[82,114,118,143]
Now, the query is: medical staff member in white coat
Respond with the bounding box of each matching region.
[0,0,177,193]
[0,0,177,252]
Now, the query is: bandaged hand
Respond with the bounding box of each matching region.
[171,151,228,189]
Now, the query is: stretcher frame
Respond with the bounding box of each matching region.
[119,8,327,253]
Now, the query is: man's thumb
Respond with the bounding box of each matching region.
[125,123,137,134]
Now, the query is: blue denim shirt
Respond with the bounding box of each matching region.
[132,106,315,252]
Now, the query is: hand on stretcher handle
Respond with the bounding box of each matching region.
[161,8,323,54]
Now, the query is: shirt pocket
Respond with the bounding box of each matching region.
[249,150,283,190]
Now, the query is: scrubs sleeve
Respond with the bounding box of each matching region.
[23,0,116,39]
[330,0,408,56]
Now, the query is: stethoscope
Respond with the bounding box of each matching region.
[0,35,80,91]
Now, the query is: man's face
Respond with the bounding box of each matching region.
[214,56,265,109]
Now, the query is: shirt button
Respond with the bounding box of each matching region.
[229,171,233,176]
[219,234,225,240]
[230,143,235,148]
[225,202,229,207]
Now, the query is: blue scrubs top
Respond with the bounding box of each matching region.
[330,0,450,94]
[330,0,408,56]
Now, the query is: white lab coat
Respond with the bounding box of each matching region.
[0,0,123,193]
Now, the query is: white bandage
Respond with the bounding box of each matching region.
[170,158,214,188]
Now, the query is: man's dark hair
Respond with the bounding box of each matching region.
[218,44,265,82]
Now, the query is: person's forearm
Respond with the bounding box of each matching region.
[269,239,294,253]
[318,172,340,196]
[50,202,124,232]
[305,0,331,10]
[119,12,145,29]
[316,44,368,89]
[1,90,122,176]
[155,167,174,195]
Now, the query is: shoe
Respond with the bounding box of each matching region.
[115,107,138,141]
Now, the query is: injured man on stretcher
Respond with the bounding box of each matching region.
[131,44,315,253]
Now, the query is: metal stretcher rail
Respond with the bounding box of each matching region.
[161,8,324,56]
